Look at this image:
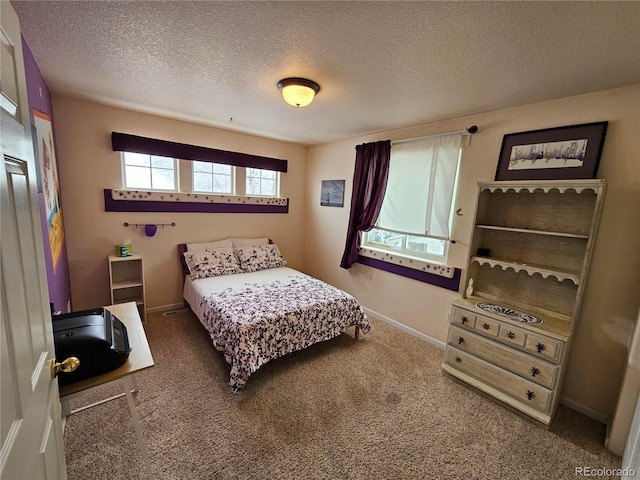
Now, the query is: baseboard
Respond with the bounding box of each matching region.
[362,306,445,350]
[560,396,609,424]
[146,303,186,315]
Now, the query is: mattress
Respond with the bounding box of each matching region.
[183,267,370,391]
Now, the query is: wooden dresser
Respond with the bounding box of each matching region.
[442,180,605,426]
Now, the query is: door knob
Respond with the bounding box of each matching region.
[50,357,80,379]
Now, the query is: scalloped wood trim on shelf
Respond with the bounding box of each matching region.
[471,256,580,285]
[478,179,604,195]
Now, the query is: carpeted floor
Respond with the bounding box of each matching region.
[63,310,622,479]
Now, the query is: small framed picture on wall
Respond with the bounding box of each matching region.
[321,180,345,207]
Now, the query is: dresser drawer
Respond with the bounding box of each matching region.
[473,315,500,337]
[445,347,552,413]
[448,326,558,388]
[452,308,476,328]
[525,333,563,362]
[498,325,526,347]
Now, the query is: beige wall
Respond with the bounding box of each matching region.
[52,95,308,312]
[304,85,640,418]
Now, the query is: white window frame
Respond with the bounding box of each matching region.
[363,136,463,264]
[245,167,280,197]
[122,152,178,191]
[121,154,281,198]
[365,228,450,262]
[192,161,235,195]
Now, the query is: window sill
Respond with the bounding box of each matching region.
[104,189,288,214]
[357,247,461,291]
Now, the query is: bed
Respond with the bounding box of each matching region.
[178,238,370,392]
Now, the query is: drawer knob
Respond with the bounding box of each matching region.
[461,316,468,324]
[482,323,490,330]
[526,390,535,401]
[536,343,546,353]
[507,331,515,339]
[458,336,465,345]
[531,367,540,377]
[455,356,462,363]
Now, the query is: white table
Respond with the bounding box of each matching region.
[59,302,155,480]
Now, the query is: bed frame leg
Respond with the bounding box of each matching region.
[355,325,360,340]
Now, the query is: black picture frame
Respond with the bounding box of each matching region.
[495,121,608,181]
[320,180,345,207]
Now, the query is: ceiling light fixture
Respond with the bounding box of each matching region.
[277,78,320,108]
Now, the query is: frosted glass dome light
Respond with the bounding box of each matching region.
[277,78,320,108]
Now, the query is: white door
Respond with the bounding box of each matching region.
[1,2,67,478]
[622,391,640,479]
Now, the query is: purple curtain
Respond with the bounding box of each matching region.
[340,140,391,269]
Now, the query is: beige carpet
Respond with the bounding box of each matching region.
[63,310,622,479]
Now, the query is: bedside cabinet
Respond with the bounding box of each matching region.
[108,254,146,321]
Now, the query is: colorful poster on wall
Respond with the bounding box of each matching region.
[33,109,64,273]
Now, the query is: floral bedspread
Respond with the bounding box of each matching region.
[200,275,370,391]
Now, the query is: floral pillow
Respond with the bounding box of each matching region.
[235,244,287,273]
[183,247,242,280]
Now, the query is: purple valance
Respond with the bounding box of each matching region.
[111,132,288,172]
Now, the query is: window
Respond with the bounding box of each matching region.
[193,161,233,194]
[115,132,286,198]
[123,152,176,190]
[367,229,447,257]
[121,153,281,198]
[363,133,462,262]
[246,168,278,196]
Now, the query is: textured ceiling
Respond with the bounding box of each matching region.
[10,1,640,145]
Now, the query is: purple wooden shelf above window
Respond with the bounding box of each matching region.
[104,189,289,214]
[356,255,461,291]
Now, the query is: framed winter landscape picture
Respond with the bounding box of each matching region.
[320,179,345,207]
[495,121,608,181]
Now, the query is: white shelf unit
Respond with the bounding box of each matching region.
[442,179,605,426]
[108,254,146,321]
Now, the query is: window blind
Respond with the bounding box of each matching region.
[377,133,461,239]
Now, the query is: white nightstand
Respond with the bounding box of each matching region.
[108,254,146,321]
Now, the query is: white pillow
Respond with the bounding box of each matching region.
[187,238,232,251]
[231,237,269,247]
[235,244,287,273]
[183,247,242,280]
